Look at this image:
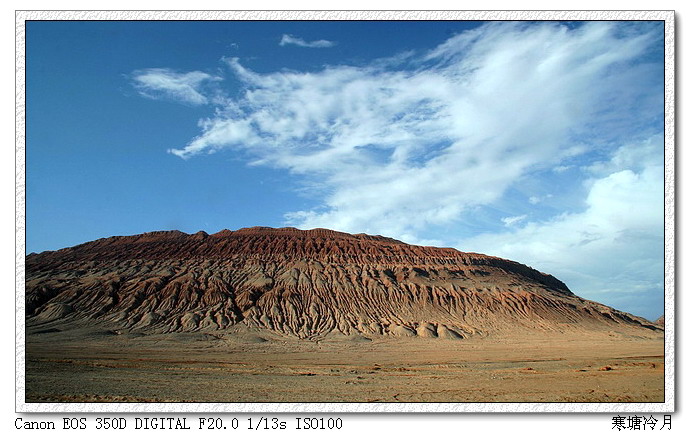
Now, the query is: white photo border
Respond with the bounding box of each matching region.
[15,9,675,413]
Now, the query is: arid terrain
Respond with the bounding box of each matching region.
[24,227,664,403]
[26,326,663,403]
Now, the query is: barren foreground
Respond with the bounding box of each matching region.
[25,228,665,403]
[25,325,663,403]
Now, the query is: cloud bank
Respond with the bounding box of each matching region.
[132,22,664,319]
[461,136,664,318]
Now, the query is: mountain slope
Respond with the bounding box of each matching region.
[25,227,661,339]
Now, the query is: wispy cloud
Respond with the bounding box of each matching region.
[132,22,664,318]
[279,34,336,48]
[131,68,222,106]
[502,215,528,227]
[169,22,661,241]
[528,194,552,205]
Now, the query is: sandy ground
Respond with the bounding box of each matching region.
[24,325,664,403]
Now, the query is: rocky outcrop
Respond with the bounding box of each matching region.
[655,315,665,327]
[25,227,662,338]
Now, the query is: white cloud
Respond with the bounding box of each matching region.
[552,165,571,173]
[528,194,553,205]
[501,215,528,227]
[168,22,660,244]
[131,68,221,106]
[134,22,664,318]
[279,34,335,48]
[460,136,664,319]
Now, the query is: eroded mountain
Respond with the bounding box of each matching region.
[25,227,661,338]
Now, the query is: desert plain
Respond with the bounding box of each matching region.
[26,324,663,403]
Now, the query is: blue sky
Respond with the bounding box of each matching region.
[26,20,665,320]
